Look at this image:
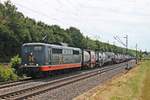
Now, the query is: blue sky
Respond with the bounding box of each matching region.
[2,0,150,51]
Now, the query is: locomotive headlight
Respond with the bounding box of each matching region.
[25,64,27,66]
[36,64,39,66]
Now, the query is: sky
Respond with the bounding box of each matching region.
[1,0,150,51]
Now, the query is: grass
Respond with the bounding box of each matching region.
[110,61,150,100]
[74,60,150,100]
[140,61,150,100]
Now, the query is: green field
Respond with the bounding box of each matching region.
[74,60,150,100]
[140,60,150,100]
[110,60,150,100]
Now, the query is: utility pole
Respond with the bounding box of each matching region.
[107,40,109,52]
[113,41,115,52]
[136,44,138,64]
[114,34,129,69]
[124,35,128,68]
[114,34,128,54]
[140,49,142,61]
[124,35,128,55]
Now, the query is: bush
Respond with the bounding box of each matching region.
[10,55,21,70]
[0,64,18,81]
[0,55,22,82]
[10,55,24,77]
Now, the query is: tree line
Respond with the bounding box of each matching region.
[0,1,139,62]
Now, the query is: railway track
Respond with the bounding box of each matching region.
[0,62,132,100]
[0,66,110,90]
[0,78,32,89]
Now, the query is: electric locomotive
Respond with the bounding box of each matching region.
[21,43,83,77]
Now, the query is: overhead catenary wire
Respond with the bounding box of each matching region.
[114,36,126,47]
[12,0,124,45]
[12,2,67,25]
[13,2,57,20]
[14,1,85,27]
[13,1,118,26]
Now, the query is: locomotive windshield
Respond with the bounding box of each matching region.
[22,45,45,66]
[24,46,42,53]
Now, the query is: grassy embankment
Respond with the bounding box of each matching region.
[75,60,150,100]
[140,60,150,100]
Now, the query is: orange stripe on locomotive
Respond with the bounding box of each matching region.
[39,63,81,71]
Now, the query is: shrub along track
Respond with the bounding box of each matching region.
[0,61,135,100]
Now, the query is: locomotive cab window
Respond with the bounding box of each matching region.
[22,45,45,65]
[23,45,43,53]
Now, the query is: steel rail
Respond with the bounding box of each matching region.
[0,62,129,100]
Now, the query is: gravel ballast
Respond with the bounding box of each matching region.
[32,61,136,100]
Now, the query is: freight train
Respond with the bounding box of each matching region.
[21,43,133,77]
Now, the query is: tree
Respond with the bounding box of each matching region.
[0,1,138,62]
[66,27,84,48]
